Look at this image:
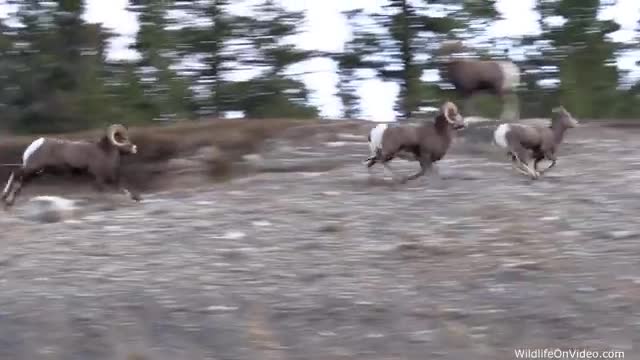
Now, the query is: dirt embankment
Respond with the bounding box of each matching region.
[0,118,370,196]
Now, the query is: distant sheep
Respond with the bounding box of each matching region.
[364,101,466,183]
[493,106,579,179]
[438,40,521,121]
[2,124,141,207]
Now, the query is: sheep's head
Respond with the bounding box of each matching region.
[551,106,579,128]
[107,124,137,154]
[442,101,466,130]
[436,40,465,58]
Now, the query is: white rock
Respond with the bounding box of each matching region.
[540,216,559,221]
[21,196,78,223]
[299,172,324,178]
[205,305,238,312]
[217,231,246,240]
[242,153,263,163]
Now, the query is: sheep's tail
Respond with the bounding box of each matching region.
[363,124,388,165]
[493,123,510,150]
[368,124,388,155]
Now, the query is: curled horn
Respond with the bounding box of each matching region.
[441,101,458,124]
[107,124,130,147]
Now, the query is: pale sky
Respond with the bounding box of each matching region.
[3,0,640,122]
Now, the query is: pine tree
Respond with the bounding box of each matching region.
[128,0,194,122]
[172,0,241,117]
[332,9,379,119]
[222,0,319,118]
[337,0,494,121]
[6,0,117,133]
[538,0,622,118]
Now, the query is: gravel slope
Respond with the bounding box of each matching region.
[1,121,638,360]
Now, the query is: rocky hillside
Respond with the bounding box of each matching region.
[0,119,637,359]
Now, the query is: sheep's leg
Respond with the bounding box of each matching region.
[518,160,539,179]
[509,152,535,177]
[402,157,432,183]
[120,187,141,202]
[4,169,29,207]
[3,183,19,207]
[1,171,15,202]
[511,153,538,179]
[382,162,395,179]
[430,163,441,179]
[376,150,402,182]
[365,147,384,167]
[91,175,119,204]
[509,151,526,174]
[511,158,532,177]
[382,161,405,183]
[113,170,141,202]
[539,160,556,174]
[365,156,376,168]
[537,154,557,175]
[93,176,108,193]
[509,93,520,120]
[516,158,538,179]
[500,92,519,121]
[509,144,539,179]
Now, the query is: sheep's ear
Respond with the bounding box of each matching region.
[552,105,567,114]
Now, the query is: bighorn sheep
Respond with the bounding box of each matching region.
[364,101,466,183]
[493,106,579,179]
[1,124,141,207]
[437,41,521,121]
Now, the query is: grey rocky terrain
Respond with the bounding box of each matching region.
[1,120,638,359]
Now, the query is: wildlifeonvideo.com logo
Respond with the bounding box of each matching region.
[514,348,625,359]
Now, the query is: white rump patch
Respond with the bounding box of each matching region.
[493,124,511,149]
[22,137,45,166]
[368,124,388,155]
[497,61,520,91]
